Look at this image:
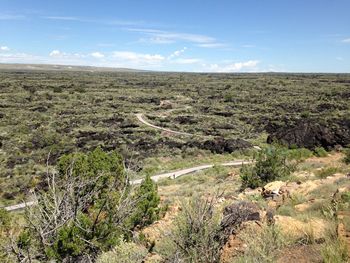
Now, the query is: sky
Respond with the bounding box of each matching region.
[0,0,350,72]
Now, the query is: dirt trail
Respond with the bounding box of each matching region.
[135,113,195,136]
[136,113,261,150]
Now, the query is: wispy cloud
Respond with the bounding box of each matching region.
[42,16,143,26]
[196,43,227,48]
[44,16,81,21]
[127,28,226,48]
[242,44,256,48]
[0,14,25,20]
[0,52,40,63]
[97,43,116,47]
[342,38,350,43]
[1,46,261,72]
[138,37,175,44]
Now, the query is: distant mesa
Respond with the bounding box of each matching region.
[0,63,143,72]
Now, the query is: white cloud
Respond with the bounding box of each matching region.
[196,43,226,48]
[127,28,219,45]
[97,43,115,47]
[0,46,10,51]
[44,16,80,21]
[242,44,256,48]
[112,51,165,65]
[168,47,187,59]
[0,52,40,63]
[1,46,260,72]
[90,52,105,58]
[49,50,63,57]
[139,37,175,44]
[204,60,260,72]
[174,58,202,64]
[336,57,344,61]
[48,50,86,63]
[342,38,350,43]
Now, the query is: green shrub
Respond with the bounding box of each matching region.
[343,148,350,164]
[163,196,221,263]
[74,86,86,93]
[235,225,288,263]
[321,238,348,263]
[300,111,310,118]
[0,209,10,229]
[96,238,148,263]
[341,191,350,203]
[13,148,160,262]
[240,146,294,189]
[53,86,63,93]
[316,166,340,179]
[314,147,328,157]
[129,174,160,228]
[57,146,125,184]
[287,148,313,161]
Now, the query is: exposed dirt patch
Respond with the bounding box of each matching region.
[337,210,350,259]
[274,215,329,241]
[307,152,344,166]
[220,234,245,263]
[142,203,180,244]
[276,244,323,263]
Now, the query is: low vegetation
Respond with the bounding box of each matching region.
[0,70,349,262]
[1,71,350,204]
[0,148,160,262]
[240,145,294,188]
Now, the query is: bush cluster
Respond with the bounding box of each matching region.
[240,146,294,189]
[3,148,160,262]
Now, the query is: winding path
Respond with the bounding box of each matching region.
[130,160,251,185]
[136,113,261,150]
[3,160,251,212]
[3,112,259,212]
[136,113,194,136]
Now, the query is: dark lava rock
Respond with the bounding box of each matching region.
[267,119,350,150]
[120,120,139,129]
[219,201,260,243]
[174,115,197,125]
[201,138,252,154]
[31,106,48,112]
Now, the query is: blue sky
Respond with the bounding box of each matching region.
[0,0,349,72]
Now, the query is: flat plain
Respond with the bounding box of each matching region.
[0,69,349,204]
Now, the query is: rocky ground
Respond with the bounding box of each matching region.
[141,152,350,262]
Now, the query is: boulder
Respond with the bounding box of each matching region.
[262,181,286,198]
[220,201,260,243]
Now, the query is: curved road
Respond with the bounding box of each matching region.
[3,160,251,212]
